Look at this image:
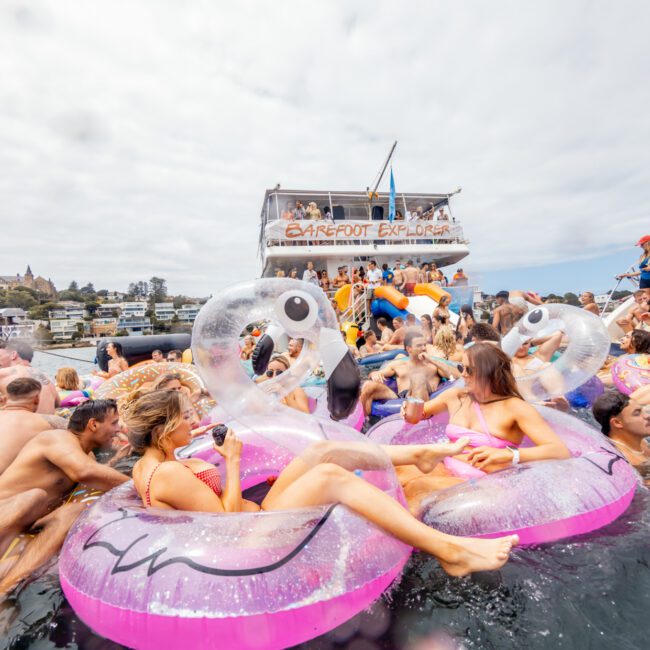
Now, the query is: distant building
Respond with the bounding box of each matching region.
[0,265,57,298]
[176,304,201,323]
[155,303,176,322]
[0,308,35,340]
[91,318,118,337]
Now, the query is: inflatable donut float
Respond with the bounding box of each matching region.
[367,407,638,545]
[60,279,411,650]
[612,354,650,395]
[501,303,610,402]
[94,361,215,419]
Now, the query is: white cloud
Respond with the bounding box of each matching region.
[1,0,648,295]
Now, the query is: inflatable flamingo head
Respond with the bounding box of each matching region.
[192,278,360,422]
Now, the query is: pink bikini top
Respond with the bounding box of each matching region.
[144,462,222,507]
[445,401,511,449]
[443,401,514,479]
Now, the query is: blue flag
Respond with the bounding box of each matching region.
[388,166,396,222]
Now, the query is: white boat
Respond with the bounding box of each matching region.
[258,188,474,326]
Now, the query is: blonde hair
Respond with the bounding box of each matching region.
[56,367,81,391]
[433,325,456,358]
[125,390,190,453]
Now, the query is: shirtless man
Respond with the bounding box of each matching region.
[331,267,350,290]
[402,260,420,296]
[593,391,650,482]
[616,290,650,333]
[359,330,457,415]
[382,317,407,350]
[0,399,129,593]
[376,317,394,345]
[0,341,59,414]
[492,291,525,336]
[359,330,382,358]
[579,291,600,316]
[393,262,405,292]
[0,379,53,474]
[287,338,303,365]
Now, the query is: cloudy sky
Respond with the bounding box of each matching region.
[1,1,648,297]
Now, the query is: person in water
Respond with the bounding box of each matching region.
[593,390,650,480]
[94,342,129,378]
[255,354,310,414]
[0,341,60,414]
[398,343,571,509]
[127,390,518,576]
[0,379,55,474]
[0,400,129,593]
[491,291,525,335]
[616,290,650,333]
[360,330,459,416]
[579,291,600,316]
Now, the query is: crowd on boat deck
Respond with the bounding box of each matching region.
[0,253,648,596]
[279,200,454,223]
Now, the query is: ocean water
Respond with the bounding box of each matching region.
[5,352,648,649]
[31,346,98,377]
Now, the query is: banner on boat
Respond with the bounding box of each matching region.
[265,219,463,242]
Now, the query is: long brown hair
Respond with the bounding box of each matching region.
[466,342,522,399]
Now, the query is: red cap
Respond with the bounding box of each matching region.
[636,235,650,246]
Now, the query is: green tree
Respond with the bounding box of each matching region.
[33,325,54,344]
[85,301,100,316]
[149,277,167,304]
[57,289,83,302]
[6,290,37,310]
[28,302,63,321]
[96,289,109,298]
[563,292,580,306]
[172,295,190,309]
[68,281,79,291]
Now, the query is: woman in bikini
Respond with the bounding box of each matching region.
[127,390,518,576]
[399,343,571,508]
[93,342,129,379]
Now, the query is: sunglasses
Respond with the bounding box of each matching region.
[456,363,474,376]
[266,369,284,377]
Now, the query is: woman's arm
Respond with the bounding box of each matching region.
[216,429,243,513]
[420,386,460,418]
[286,387,310,414]
[510,399,571,462]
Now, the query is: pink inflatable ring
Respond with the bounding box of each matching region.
[367,407,638,545]
[612,353,650,395]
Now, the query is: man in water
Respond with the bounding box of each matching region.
[492,291,525,336]
[376,317,394,345]
[382,317,407,350]
[287,338,303,365]
[579,291,600,316]
[151,349,164,362]
[593,391,650,478]
[0,379,55,474]
[402,260,420,296]
[359,330,382,358]
[616,290,650,333]
[167,349,183,362]
[359,330,458,415]
[0,400,129,593]
[0,341,59,414]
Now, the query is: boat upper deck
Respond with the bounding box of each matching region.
[259,189,467,254]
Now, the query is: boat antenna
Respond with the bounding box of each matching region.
[367,140,397,200]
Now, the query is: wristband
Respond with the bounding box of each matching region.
[507,447,520,465]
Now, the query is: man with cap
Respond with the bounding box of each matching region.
[617,235,650,294]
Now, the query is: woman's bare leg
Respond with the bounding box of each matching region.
[403,474,465,515]
[261,463,518,576]
[380,437,469,473]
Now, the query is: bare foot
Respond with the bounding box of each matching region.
[437,534,519,576]
[415,437,470,473]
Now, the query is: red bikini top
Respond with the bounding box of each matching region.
[144,462,222,507]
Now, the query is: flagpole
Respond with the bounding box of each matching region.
[368,140,398,198]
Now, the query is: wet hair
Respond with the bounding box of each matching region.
[460,304,475,320]
[469,323,501,343]
[630,330,650,354]
[465,343,522,399]
[592,391,630,436]
[152,372,183,390]
[433,325,456,358]
[125,390,190,453]
[68,399,118,434]
[56,367,81,390]
[108,341,125,358]
[6,377,41,398]
[377,317,388,327]
[7,340,34,362]
[495,290,509,300]
[404,329,425,349]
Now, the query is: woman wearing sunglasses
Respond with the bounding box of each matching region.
[255,354,310,414]
[400,342,570,497]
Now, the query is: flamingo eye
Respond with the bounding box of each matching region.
[522,308,549,332]
[275,291,318,332]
